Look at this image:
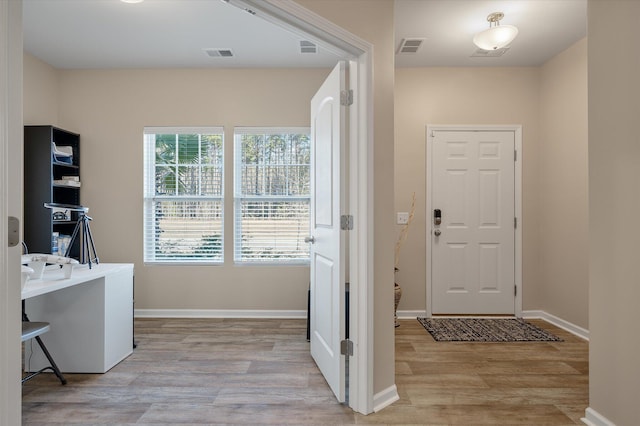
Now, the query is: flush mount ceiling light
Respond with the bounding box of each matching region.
[473,12,518,51]
[121,0,144,3]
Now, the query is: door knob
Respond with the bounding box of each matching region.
[304,236,316,244]
[434,229,441,237]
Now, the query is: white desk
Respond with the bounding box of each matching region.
[23,263,134,374]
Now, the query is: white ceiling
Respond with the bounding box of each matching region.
[23,0,587,70]
[395,0,587,67]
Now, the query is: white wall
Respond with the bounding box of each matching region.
[587,1,640,424]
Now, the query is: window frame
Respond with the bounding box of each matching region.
[233,127,311,265]
[143,126,224,265]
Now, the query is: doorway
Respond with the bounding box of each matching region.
[426,125,522,317]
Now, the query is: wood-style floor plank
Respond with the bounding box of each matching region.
[22,318,588,425]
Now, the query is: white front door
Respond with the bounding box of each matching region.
[428,129,516,315]
[309,62,346,402]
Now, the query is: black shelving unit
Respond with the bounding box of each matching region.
[24,125,81,258]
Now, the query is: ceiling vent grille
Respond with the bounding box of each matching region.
[470,47,509,58]
[397,38,425,54]
[300,40,317,54]
[203,48,235,58]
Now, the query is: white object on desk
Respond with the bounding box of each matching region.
[21,266,34,290]
[23,263,134,374]
[21,253,79,280]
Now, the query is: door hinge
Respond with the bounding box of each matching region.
[514,217,517,229]
[340,339,353,356]
[341,214,353,230]
[514,285,517,297]
[8,216,19,247]
[514,150,517,161]
[340,89,353,106]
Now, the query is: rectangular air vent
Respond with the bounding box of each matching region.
[300,40,317,54]
[203,48,234,58]
[397,38,425,54]
[470,47,509,58]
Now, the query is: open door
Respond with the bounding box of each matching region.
[309,61,347,402]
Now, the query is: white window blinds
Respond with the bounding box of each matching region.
[234,127,310,263]
[143,127,224,263]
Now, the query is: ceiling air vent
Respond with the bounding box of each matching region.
[397,38,425,54]
[203,48,235,58]
[300,40,317,54]
[470,47,509,58]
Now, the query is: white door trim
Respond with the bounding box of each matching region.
[227,0,374,414]
[0,0,23,424]
[426,125,522,317]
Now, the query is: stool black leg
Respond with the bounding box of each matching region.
[33,335,67,385]
[22,303,67,385]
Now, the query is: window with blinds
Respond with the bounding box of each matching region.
[143,127,223,263]
[234,128,310,263]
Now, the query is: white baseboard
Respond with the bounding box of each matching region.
[373,384,400,412]
[582,407,616,426]
[397,310,427,319]
[135,309,307,319]
[522,310,589,341]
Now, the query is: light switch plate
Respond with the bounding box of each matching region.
[397,212,409,225]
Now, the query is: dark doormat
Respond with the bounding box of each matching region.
[417,317,563,342]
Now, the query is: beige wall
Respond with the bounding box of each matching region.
[538,38,588,329]
[53,68,330,310]
[394,39,589,329]
[394,67,541,312]
[294,0,397,399]
[23,52,58,125]
[588,1,640,424]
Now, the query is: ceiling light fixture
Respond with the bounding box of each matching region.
[120,0,144,4]
[473,12,518,51]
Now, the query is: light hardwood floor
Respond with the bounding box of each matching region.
[22,318,588,425]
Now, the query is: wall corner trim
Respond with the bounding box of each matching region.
[373,384,400,412]
[581,407,617,426]
[522,310,589,341]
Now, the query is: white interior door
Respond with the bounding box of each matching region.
[1,0,24,423]
[309,62,346,402]
[429,129,515,315]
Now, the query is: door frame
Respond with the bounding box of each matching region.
[425,125,522,318]
[227,0,375,414]
[0,0,23,424]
